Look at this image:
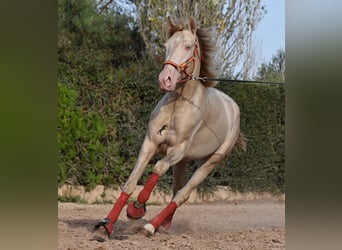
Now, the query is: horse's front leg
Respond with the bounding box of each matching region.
[126,141,186,218]
[94,135,157,238]
[128,143,187,235]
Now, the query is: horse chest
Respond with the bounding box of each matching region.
[150,104,200,147]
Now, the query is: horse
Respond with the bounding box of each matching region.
[95,16,246,238]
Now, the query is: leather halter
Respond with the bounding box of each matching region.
[162,40,201,83]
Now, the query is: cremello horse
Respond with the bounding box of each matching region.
[95,16,246,238]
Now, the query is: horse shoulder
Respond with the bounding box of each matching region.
[207,88,240,114]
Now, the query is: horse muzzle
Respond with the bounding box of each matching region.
[158,65,180,91]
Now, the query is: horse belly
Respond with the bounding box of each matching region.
[186,127,226,160]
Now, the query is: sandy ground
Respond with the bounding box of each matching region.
[58,200,285,249]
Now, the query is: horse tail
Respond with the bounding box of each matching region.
[235,132,247,152]
[218,131,247,170]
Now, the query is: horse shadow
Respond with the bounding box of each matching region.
[60,215,192,242]
[60,217,154,240]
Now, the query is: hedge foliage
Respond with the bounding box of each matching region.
[58,0,284,193]
[215,83,285,193]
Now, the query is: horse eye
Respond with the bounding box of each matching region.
[185,45,191,50]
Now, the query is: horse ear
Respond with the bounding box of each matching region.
[189,16,197,34]
[167,16,175,29]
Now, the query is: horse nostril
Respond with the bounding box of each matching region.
[167,76,171,82]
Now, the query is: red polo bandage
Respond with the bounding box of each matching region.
[107,192,129,223]
[137,172,160,203]
[150,202,178,229]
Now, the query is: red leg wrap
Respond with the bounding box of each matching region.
[107,192,130,223]
[150,202,177,230]
[126,173,160,219]
[161,211,175,230]
[137,172,160,203]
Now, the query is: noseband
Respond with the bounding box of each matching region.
[162,39,201,83]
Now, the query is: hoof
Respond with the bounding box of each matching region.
[94,218,113,239]
[126,201,146,220]
[143,223,155,236]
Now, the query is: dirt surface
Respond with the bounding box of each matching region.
[58,200,285,249]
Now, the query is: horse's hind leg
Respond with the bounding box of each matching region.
[142,153,222,235]
[172,160,187,198]
[172,127,241,208]
[172,153,222,207]
[158,160,187,229]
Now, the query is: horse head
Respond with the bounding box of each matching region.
[158,16,201,92]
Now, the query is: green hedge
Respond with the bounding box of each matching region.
[214,83,285,193]
[58,83,125,190]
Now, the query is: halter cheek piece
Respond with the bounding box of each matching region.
[162,41,201,83]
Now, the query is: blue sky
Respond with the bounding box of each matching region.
[255,0,285,63]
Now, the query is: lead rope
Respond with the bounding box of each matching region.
[193,76,285,85]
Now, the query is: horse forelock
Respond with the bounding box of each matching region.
[168,22,185,38]
[167,18,218,87]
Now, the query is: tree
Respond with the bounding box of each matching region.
[58,0,144,75]
[255,48,285,82]
[130,0,265,77]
